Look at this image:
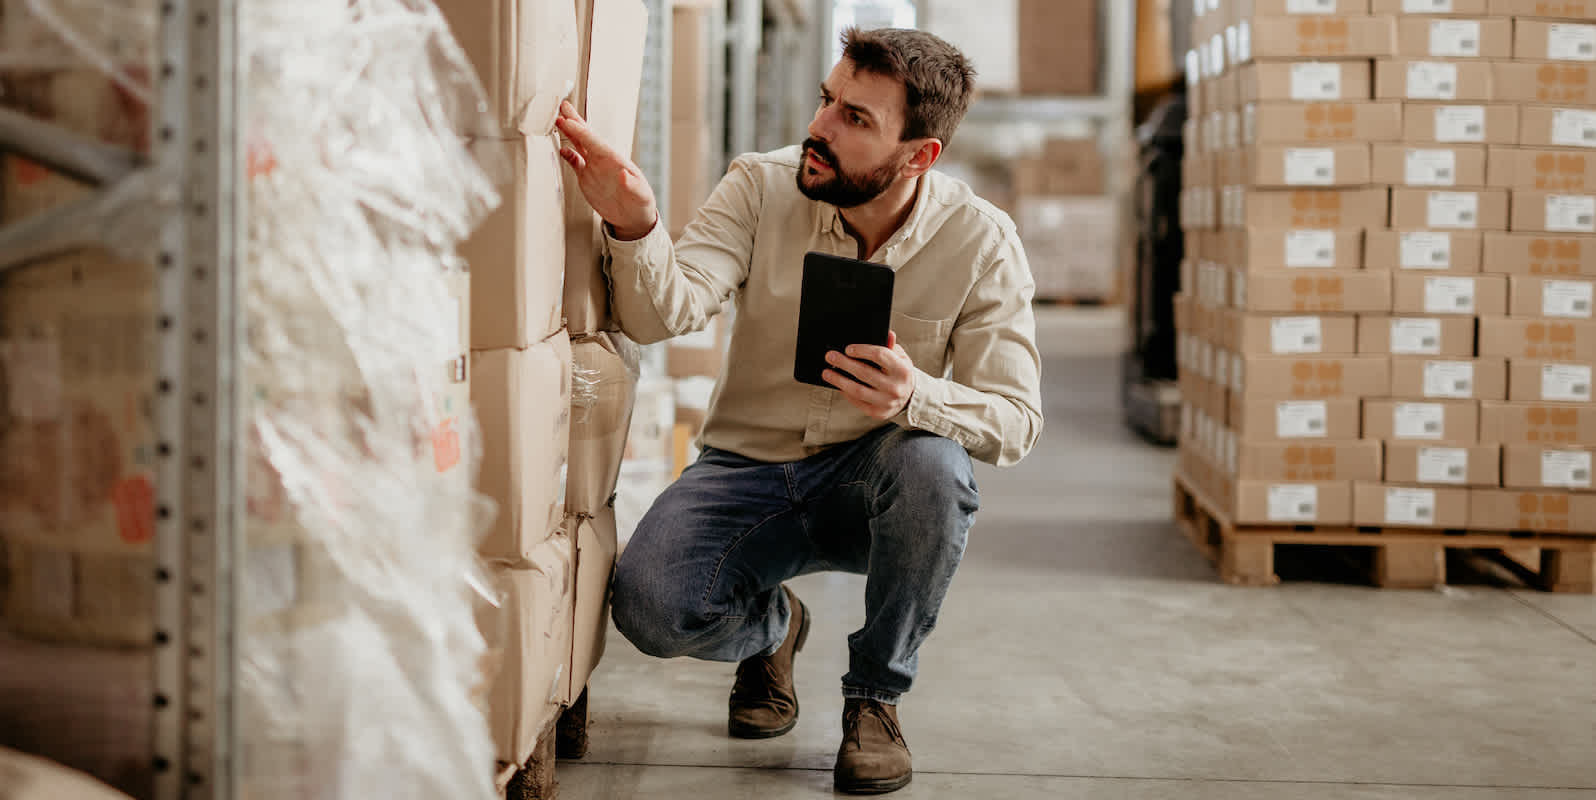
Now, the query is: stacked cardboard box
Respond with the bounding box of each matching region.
[438,0,648,774]
[1179,0,1596,534]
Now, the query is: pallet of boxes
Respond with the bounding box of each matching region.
[1173,0,1596,593]
[436,0,648,795]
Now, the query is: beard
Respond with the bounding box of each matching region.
[795,137,904,208]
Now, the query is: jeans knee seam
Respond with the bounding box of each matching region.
[701,509,795,610]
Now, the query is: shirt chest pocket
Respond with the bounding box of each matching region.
[889,311,952,378]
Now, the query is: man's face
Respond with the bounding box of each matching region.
[797,60,915,208]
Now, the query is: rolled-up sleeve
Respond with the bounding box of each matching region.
[893,236,1043,466]
[603,156,762,345]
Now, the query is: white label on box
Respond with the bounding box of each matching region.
[1425,276,1477,314]
[1226,431,1239,475]
[1215,349,1230,385]
[1291,63,1342,100]
[1430,21,1480,58]
[1231,270,1246,308]
[1546,195,1596,233]
[1434,106,1486,143]
[1226,25,1238,65]
[1543,280,1595,318]
[1285,149,1336,185]
[1424,360,1476,398]
[1408,62,1459,100]
[1553,109,1596,148]
[1233,353,1245,392]
[1225,111,1241,149]
[1392,318,1445,355]
[1418,447,1471,484]
[1239,21,1252,64]
[1276,400,1328,438]
[1271,316,1324,354]
[1543,363,1593,402]
[1400,231,1453,269]
[1287,0,1336,10]
[1285,230,1336,267]
[1199,340,1213,378]
[1543,450,1594,487]
[1428,191,1478,228]
[1405,0,1452,10]
[1549,24,1596,61]
[1395,402,1447,439]
[1406,149,1457,186]
[1268,484,1319,522]
[1210,34,1225,76]
[1386,487,1438,526]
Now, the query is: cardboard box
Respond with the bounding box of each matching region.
[1480,400,1596,444]
[1235,439,1383,482]
[672,1,713,124]
[1389,188,1509,230]
[1241,227,1363,270]
[1246,144,1371,188]
[435,0,579,135]
[1363,398,1480,442]
[1373,0,1487,11]
[1517,106,1596,150]
[1391,272,1508,315]
[1371,144,1487,187]
[1395,17,1511,59]
[566,331,639,516]
[1013,138,1107,196]
[1353,482,1470,527]
[568,505,619,704]
[1493,61,1596,105]
[1509,276,1596,319]
[1502,444,1596,490]
[1237,188,1390,229]
[1237,0,1369,11]
[1017,0,1099,95]
[466,134,567,350]
[1513,19,1596,62]
[1390,356,1508,399]
[1239,61,1372,103]
[1233,270,1393,312]
[1234,480,1354,525]
[1235,355,1391,397]
[1512,190,1596,235]
[1017,196,1121,300]
[1365,229,1482,271]
[1479,316,1596,360]
[472,334,573,562]
[1487,0,1596,16]
[1245,101,1403,144]
[1488,147,1596,193]
[1357,315,1476,356]
[1384,442,1501,485]
[1508,360,1596,402]
[1375,59,1493,101]
[1233,313,1360,355]
[1483,232,1596,276]
[1401,102,1517,145]
[1242,16,1396,60]
[1469,487,1596,533]
[480,543,574,766]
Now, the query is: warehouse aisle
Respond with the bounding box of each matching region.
[559,308,1596,799]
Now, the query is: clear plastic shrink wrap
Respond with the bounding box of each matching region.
[1,0,512,797]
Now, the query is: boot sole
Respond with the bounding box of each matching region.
[726,594,811,740]
[834,771,913,794]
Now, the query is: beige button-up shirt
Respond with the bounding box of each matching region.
[604,145,1043,467]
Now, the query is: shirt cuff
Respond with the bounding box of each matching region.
[602,218,673,281]
[892,367,944,433]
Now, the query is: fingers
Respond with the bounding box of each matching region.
[559,145,587,171]
[554,100,613,160]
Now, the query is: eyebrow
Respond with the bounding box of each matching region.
[820,82,879,126]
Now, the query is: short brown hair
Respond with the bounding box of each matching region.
[841,27,976,145]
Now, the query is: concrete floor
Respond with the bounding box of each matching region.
[560,308,1596,799]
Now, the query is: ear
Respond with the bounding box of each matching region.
[900,138,942,178]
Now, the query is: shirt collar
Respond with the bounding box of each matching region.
[810,173,935,263]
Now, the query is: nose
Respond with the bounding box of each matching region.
[808,104,835,142]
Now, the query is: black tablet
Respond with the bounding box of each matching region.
[793,251,895,388]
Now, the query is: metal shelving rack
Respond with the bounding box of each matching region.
[0,0,244,797]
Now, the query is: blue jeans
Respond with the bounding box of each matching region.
[610,425,979,705]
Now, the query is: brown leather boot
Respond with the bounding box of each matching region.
[727,586,810,738]
[834,698,912,794]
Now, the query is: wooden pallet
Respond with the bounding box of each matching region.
[1174,474,1596,593]
[504,688,591,800]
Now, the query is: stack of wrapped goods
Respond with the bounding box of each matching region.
[1179,0,1397,526]
[437,0,646,784]
[1353,0,1510,530]
[1473,0,1596,541]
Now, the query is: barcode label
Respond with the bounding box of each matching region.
[1435,106,1486,143]
[1549,24,1596,62]
[1409,62,1460,100]
[1544,280,1595,318]
[1406,149,1458,187]
[1395,402,1447,440]
[1547,195,1596,233]
[1429,192,1480,228]
[1277,400,1329,438]
[1542,450,1593,488]
[1424,360,1475,398]
[1286,149,1337,186]
[1286,0,1335,10]
[1392,318,1444,355]
[1554,109,1596,148]
[1426,276,1477,314]
[1286,230,1337,267]
[1268,485,1319,522]
[1430,21,1481,58]
[1401,232,1452,268]
[1386,488,1439,526]
[1419,447,1470,485]
[1405,0,1452,10]
[1291,63,1342,100]
[1543,363,1593,402]
[1271,316,1325,354]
